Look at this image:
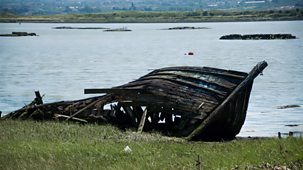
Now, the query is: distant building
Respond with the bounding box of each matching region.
[245,1,266,4]
[129,2,137,11]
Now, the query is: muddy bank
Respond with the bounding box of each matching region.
[53,26,108,29]
[0,32,37,37]
[220,34,296,40]
[164,26,210,30]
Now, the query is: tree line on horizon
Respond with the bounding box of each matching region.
[0,0,302,16]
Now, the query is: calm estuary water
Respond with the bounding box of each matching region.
[0,21,302,137]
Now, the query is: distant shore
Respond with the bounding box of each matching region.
[0,9,302,23]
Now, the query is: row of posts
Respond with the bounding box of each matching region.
[278,131,294,138]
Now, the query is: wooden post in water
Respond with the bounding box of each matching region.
[186,61,268,140]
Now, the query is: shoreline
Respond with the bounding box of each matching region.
[1,9,302,23]
[1,18,302,24]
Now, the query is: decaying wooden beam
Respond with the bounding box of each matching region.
[3,95,109,119]
[139,76,227,97]
[147,67,247,80]
[66,95,113,121]
[137,108,148,133]
[132,106,143,121]
[84,88,146,94]
[54,114,88,123]
[149,71,238,89]
[65,99,99,121]
[35,91,43,105]
[122,105,137,127]
[186,61,268,140]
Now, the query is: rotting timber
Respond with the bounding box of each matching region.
[3,61,268,141]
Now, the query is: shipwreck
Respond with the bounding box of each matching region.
[3,61,268,141]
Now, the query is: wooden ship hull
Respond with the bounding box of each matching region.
[3,61,268,141]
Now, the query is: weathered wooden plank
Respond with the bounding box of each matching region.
[143,80,220,107]
[148,67,247,79]
[116,93,199,115]
[132,106,143,120]
[202,67,248,77]
[186,61,268,140]
[65,95,113,121]
[3,101,69,119]
[147,88,216,113]
[84,88,146,94]
[34,91,43,104]
[225,92,244,135]
[102,82,210,112]
[232,84,253,134]
[122,105,137,127]
[137,108,148,133]
[142,74,230,92]
[65,100,100,121]
[146,71,238,89]
[117,81,222,105]
[119,78,223,102]
[110,80,220,115]
[54,114,88,123]
[138,76,227,97]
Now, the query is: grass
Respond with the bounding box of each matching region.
[0,9,302,23]
[0,120,302,169]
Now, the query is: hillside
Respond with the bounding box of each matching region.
[0,0,303,15]
[1,9,302,23]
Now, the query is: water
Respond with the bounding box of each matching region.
[1,21,302,137]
